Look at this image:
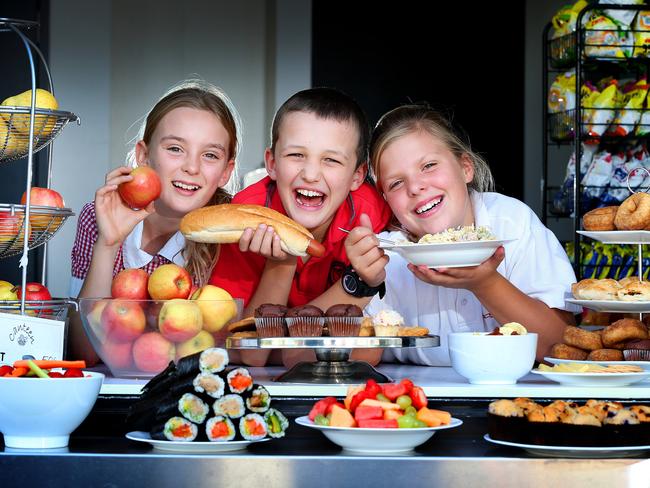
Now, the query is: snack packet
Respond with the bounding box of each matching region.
[600,0,644,28]
[585,82,620,137]
[551,144,597,216]
[548,70,576,113]
[609,78,649,136]
[633,10,650,57]
[581,149,615,199]
[584,13,632,59]
[551,0,588,38]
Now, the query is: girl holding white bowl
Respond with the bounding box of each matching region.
[344,105,580,365]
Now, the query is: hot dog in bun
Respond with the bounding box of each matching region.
[180,204,326,257]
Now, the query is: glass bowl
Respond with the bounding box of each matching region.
[78,297,243,378]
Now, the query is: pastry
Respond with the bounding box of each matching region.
[571,278,621,300]
[623,338,650,361]
[582,206,618,231]
[586,349,624,361]
[372,309,404,336]
[614,192,650,230]
[601,318,649,348]
[563,326,603,351]
[617,280,650,301]
[550,343,588,360]
[325,304,363,337]
[285,305,325,337]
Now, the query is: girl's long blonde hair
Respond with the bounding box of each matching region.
[370,105,494,194]
[127,79,242,285]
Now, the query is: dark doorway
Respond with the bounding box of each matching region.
[312,1,525,199]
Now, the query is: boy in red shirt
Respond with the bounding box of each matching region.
[210,88,391,365]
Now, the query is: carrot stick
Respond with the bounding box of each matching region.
[10,367,28,377]
[12,360,86,369]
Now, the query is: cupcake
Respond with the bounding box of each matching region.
[254,303,288,337]
[372,309,404,336]
[285,305,325,337]
[325,304,363,336]
[623,339,650,361]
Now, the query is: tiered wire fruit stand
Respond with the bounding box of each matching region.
[0,18,78,321]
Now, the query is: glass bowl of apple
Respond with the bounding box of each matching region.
[78,265,243,378]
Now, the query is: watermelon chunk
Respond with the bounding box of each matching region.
[357,419,398,428]
[354,405,383,421]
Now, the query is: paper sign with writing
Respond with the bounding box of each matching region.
[0,312,65,364]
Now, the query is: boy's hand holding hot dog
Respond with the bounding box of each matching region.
[344,213,389,287]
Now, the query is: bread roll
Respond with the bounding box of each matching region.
[571,278,621,300]
[180,204,326,257]
[618,280,650,301]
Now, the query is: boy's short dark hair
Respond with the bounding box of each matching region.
[270,87,370,168]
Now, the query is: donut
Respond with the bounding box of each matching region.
[617,280,650,301]
[614,192,650,230]
[550,343,588,360]
[563,326,603,351]
[571,278,621,300]
[601,318,649,348]
[587,349,624,361]
[582,206,619,231]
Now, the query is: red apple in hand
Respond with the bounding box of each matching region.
[148,264,192,300]
[111,268,150,300]
[118,166,161,209]
[21,187,65,207]
[101,299,146,342]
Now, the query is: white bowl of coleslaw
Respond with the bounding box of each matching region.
[381,226,512,268]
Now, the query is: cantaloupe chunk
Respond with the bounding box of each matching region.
[329,404,357,428]
[344,385,365,411]
[416,407,452,427]
[383,409,403,421]
[359,398,401,410]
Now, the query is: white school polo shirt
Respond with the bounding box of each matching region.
[366,192,581,366]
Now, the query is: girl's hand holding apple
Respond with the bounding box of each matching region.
[94,166,156,248]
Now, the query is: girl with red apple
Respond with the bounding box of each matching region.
[69,79,242,363]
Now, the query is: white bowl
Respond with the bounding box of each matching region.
[381,239,514,268]
[448,332,537,384]
[0,372,103,448]
[295,416,463,453]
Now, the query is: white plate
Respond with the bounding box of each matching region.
[294,416,462,453]
[566,298,650,313]
[544,357,650,371]
[483,434,650,458]
[577,230,650,244]
[531,369,650,386]
[125,431,270,453]
[380,239,515,268]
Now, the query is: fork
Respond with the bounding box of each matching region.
[337,227,397,245]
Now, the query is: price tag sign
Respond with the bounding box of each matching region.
[0,312,65,364]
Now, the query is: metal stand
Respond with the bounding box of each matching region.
[227,335,440,384]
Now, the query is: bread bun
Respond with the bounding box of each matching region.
[618,280,650,301]
[571,278,621,300]
[582,206,618,231]
[180,204,326,257]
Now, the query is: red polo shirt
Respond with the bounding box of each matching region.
[209,176,391,307]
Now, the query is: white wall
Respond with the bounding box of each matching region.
[46,0,310,297]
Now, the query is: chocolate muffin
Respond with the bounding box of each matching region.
[325,304,363,337]
[285,305,325,337]
[254,303,288,337]
[623,339,650,361]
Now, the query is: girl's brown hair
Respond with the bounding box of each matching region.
[127,80,242,286]
[370,105,494,194]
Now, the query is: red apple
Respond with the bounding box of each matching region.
[0,211,23,242]
[118,166,161,209]
[158,298,203,342]
[132,332,175,373]
[21,187,65,207]
[101,339,134,370]
[147,264,192,300]
[111,268,150,300]
[16,282,52,301]
[101,299,146,342]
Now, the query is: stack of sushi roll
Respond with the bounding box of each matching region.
[127,347,289,442]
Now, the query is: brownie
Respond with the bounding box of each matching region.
[285,305,324,318]
[254,304,288,318]
[325,304,363,318]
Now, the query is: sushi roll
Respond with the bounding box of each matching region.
[245,385,271,413]
[213,394,246,419]
[177,348,229,376]
[193,372,225,399]
[264,409,289,438]
[239,413,268,441]
[151,416,198,441]
[178,393,210,424]
[206,416,237,442]
[226,367,253,394]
